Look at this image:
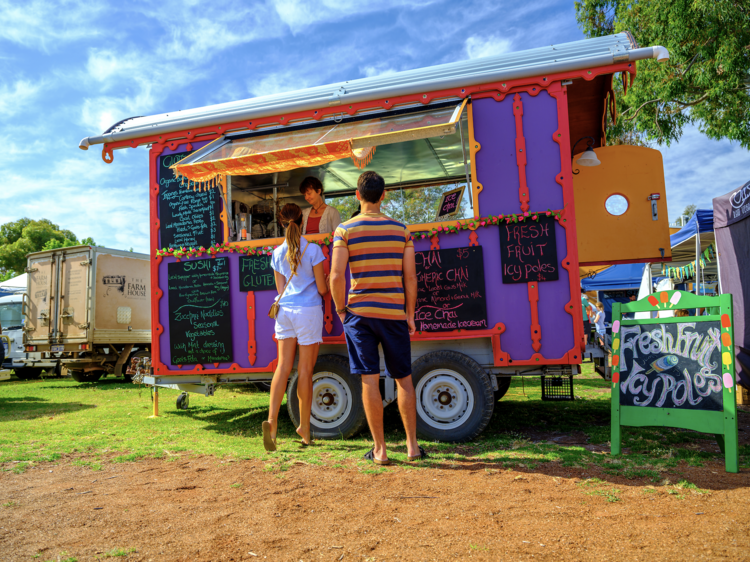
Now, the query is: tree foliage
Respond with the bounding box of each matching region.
[575,0,750,148]
[0,218,96,277]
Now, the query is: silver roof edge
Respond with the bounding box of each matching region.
[80,33,668,150]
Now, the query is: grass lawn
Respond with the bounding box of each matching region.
[1,363,747,478]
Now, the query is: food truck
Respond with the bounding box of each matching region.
[79,33,673,441]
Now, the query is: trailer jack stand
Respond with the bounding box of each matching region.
[149,386,160,418]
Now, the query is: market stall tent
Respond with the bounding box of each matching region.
[0,274,27,297]
[713,181,750,389]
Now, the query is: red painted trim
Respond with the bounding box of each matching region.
[103,62,637,159]
[512,94,530,213]
[247,291,256,365]
[528,282,541,352]
[149,145,165,375]
[469,230,479,247]
[430,234,440,250]
[491,323,510,366]
[548,81,585,359]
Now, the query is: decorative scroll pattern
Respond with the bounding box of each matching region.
[528,282,541,352]
[512,94,530,213]
[247,291,257,365]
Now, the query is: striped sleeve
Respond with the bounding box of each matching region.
[333,224,348,248]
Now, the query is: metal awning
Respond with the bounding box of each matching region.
[172,101,469,192]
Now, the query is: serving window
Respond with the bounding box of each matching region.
[171,100,477,244]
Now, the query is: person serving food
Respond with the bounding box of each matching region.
[300,176,341,234]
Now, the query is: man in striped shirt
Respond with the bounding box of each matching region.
[331,171,425,464]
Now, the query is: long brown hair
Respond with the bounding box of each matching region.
[279,203,304,275]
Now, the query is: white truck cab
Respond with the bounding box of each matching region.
[0,293,58,379]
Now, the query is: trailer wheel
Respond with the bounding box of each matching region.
[494,376,512,401]
[70,370,103,383]
[176,392,190,410]
[412,351,494,443]
[14,368,42,381]
[287,354,367,440]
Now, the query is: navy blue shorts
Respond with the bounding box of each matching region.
[342,311,412,379]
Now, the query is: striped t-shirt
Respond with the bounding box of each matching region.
[333,212,414,320]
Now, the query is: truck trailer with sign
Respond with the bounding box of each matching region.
[23,246,151,382]
[79,33,673,441]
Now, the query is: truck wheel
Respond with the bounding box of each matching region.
[411,351,494,443]
[494,376,512,401]
[14,368,42,381]
[253,382,272,392]
[70,370,103,383]
[287,355,367,440]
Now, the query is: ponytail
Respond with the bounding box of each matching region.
[279,203,304,275]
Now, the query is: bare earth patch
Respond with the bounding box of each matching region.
[1,456,749,561]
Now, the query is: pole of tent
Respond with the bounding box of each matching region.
[695,217,701,297]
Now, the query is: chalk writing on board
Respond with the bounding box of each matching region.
[239,255,275,291]
[436,186,465,220]
[499,215,559,283]
[415,246,488,331]
[158,151,222,250]
[618,321,722,411]
[168,257,233,365]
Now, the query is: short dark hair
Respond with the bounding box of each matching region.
[299,176,323,195]
[357,171,385,203]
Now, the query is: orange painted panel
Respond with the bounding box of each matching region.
[573,145,672,266]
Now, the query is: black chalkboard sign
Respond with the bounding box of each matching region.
[415,246,488,331]
[239,255,275,291]
[618,320,723,411]
[499,215,558,283]
[168,257,233,364]
[436,186,465,220]
[158,151,222,250]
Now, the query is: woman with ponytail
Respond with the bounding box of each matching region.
[263,203,328,451]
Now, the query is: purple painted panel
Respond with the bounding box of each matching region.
[474,98,519,216]
[521,91,564,212]
[472,94,573,362]
[537,222,574,358]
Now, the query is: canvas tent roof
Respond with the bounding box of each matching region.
[0,273,27,296]
[581,263,645,291]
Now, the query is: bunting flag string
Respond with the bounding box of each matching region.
[664,243,715,281]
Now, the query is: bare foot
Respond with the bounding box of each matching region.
[296,426,312,446]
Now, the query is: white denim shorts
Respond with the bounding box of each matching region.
[274,305,324,346]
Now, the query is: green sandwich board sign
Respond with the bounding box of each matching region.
[610,290,738,473]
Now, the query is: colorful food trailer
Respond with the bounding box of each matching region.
[79,33,672,441]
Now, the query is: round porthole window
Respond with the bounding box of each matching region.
[605,194,629,216]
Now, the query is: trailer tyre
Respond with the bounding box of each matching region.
[14,368,42,381]
[70,370,103,383]
[494,376,512,401]
[287,355,367,440]
[412,351,494,443]
[176,392,190,410]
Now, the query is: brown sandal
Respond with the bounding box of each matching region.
[407,446,429,462]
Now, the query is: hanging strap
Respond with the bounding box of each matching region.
[275,239,310,302]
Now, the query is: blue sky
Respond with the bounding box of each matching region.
[1,0,747,253]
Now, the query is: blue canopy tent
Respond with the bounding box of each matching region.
[581,263,644,325]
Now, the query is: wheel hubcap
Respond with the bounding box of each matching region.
[415,369,474,430]
[310,371,352,428]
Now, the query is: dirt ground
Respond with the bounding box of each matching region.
[1,455,749,562]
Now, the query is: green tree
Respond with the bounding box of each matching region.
[575,0,750,147]
[0,219,96,277]
[682,204,698,219]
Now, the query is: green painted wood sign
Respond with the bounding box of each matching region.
[611,290,738,473]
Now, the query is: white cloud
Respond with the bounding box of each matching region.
[660,124,750,221]
[0,79,45,117]
[360,63,400,78]
[0,0,105,51]
[465,34,513,60]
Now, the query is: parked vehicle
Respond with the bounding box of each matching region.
[80,33,672,440]
[23,246,151,382]
[0,293,59,379]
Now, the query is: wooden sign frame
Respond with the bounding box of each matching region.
[435,185,465,221]
[610,290,738,472]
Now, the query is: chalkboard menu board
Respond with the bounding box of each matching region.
[415,246,488,331]
[618,321,723,411]
[168,258,233,365]
[499,215,558,284]
[158,151,222,250]
[239,255,275,291]
[435,187,464,220]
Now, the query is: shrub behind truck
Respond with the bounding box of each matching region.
[23,246,151,383]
